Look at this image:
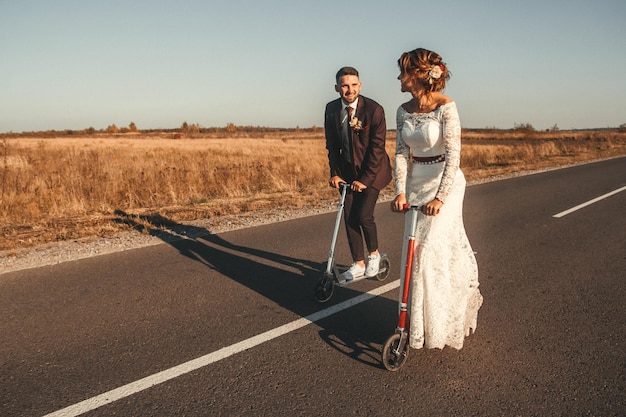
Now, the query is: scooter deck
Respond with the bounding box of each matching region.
[334,253,390,286]
[336,274,374,286]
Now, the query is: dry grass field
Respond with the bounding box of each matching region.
[2,128,625,252]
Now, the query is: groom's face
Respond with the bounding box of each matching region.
[335,74,361,104]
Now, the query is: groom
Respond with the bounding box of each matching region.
[324,66,392,282]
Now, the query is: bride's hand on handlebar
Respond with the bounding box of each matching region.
[421,198,443,216]
[391,194,407,212]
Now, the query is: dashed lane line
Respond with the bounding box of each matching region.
[553,186,626,218]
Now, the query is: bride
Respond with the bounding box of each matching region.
[391,47,483,350]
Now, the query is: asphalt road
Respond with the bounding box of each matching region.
[1,157,625,417]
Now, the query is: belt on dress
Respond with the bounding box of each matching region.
[412,154,445,164]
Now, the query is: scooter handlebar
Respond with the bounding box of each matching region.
[402,203,422,212]
[328,181,350,189]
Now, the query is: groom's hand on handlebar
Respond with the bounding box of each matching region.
[329,176,345,189]
[351,181,367,192]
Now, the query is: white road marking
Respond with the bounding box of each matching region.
[43,280,400,417]
[553,186,626,218]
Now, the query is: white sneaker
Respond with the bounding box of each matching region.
[340,263,365,283]
[365,253,381,277]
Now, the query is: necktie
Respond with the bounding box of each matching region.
[342,106,353,163]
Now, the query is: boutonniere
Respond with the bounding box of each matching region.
[349,116,363,131]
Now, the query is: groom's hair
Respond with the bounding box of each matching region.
[335,66,359,83]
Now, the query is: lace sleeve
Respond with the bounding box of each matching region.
[435,102,462,202]
[394,107,410,196]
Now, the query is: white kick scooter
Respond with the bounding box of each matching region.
[314,182,390,303]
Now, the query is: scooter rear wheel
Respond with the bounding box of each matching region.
[314,275,334,303]
[382,333,409,371]
[375,257,390,281]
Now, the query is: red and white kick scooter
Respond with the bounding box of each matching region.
[381,204,423,371]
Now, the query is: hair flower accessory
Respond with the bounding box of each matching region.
[428,64,444,84]
[349,116,363,131]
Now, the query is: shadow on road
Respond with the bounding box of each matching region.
[113,209,399,366]
[114,209,320,277]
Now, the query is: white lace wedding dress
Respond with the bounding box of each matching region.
[395,102,483,350]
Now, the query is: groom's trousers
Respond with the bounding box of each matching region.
[342,186,380,262]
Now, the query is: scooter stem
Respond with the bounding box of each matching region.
[398,206,420,330]
[326,183,349,275]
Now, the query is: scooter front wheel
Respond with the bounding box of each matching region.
[382,333,409,371]
[314,275,334,303]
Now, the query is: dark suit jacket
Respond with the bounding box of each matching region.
[324,95,392,191]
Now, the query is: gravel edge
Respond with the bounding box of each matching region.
[0,197,351,274]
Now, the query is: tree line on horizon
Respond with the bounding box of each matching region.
[2,121,626,138]
[0,122,323,138]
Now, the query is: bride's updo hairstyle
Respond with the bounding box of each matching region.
[398,48,450,93]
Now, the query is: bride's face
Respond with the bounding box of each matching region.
[398,71,424,95]
[398,71,414,93]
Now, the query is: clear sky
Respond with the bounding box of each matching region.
[1,0,625,133]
